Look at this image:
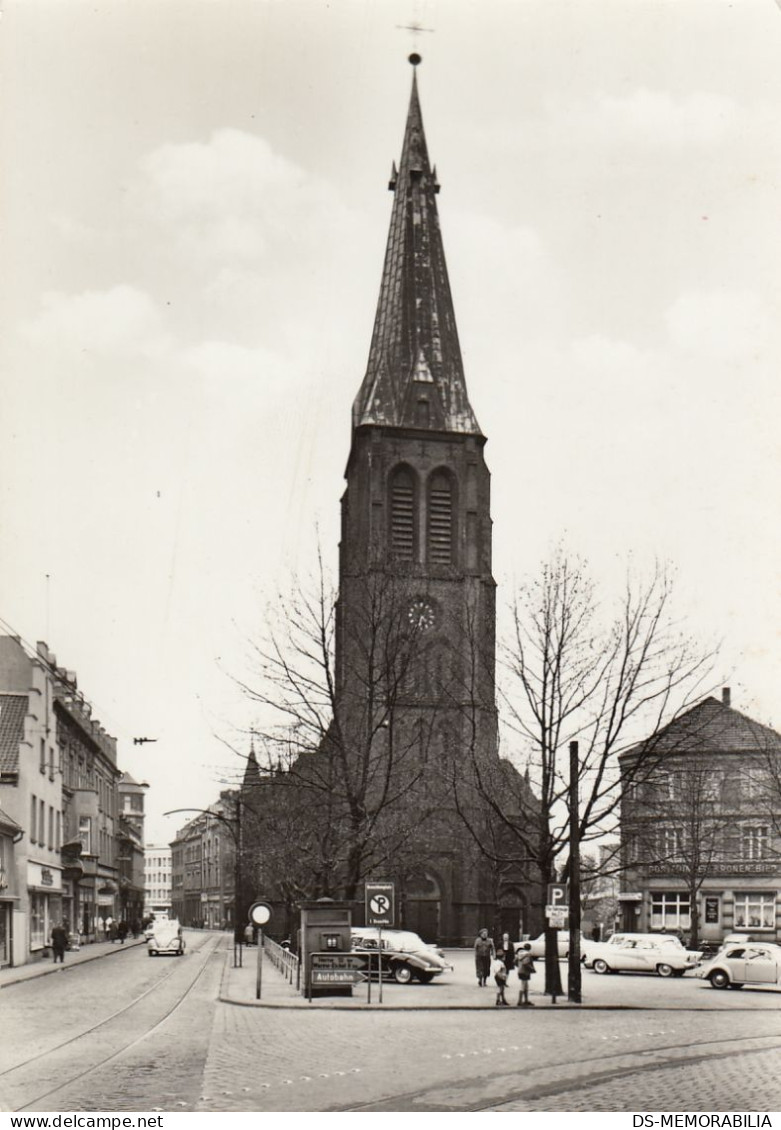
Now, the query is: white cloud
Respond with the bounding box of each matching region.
[137,128,350,265]
[21,285,170,359]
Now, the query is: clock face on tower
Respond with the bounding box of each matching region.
[408,598,436,632]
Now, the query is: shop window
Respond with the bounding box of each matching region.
[733,893,775,930]
[30,891,47,948]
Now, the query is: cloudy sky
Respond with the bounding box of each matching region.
[2,0,780,843]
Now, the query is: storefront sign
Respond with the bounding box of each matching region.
[705,897,720,924]
[27,861,62,891]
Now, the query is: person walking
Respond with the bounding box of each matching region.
[498,932,516,976]
[474,927,494,987]
[117,920,129,944]
[51,921,69,964]
[515,942,536,1006]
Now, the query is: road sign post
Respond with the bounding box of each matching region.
[365,882,394,1006]
[249,900,272,1000]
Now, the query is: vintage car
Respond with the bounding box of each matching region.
[583,932,699,977]
[147,918,185,957]
[350,927,452,984]
[696,942,781,990]
[525,931,590,961]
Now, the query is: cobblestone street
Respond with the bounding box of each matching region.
[4,934,781,1114]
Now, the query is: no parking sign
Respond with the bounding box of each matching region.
[365,882,395,927]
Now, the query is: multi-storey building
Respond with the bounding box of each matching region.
[144,844,172,918]
[170,815,205,927]
[0,636,123,962]
[619,689,781,945]
[117,772,148,924]
[169,793,236,929]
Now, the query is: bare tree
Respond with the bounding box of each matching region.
[234,555,444,916]
[451,549,715,993]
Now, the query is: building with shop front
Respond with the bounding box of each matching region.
[619,689,781,945]
[0,639,67,965]
[117,773,148,925]
[0,635,126,964]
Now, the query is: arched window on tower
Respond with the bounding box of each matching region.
[389,465,417,560]
[427,469,455,564]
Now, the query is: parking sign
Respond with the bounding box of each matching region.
[365,882,395,927]
[547,883,569,909]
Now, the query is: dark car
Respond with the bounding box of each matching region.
[350,927,452,984]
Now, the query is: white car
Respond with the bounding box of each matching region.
[525,931,589,960]
[696,942,781,990]
[583,932,699,977]
[147,918,185,957]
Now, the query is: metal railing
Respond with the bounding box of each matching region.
[265,936,300,988]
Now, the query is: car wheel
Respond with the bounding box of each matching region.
[148,950,155,957]
[415,970,435,983]
[656,963,674,978]
[709,970,730,989]
[593,958,610,975]
[393,963,414,984]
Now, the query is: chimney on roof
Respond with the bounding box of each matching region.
[722,687,731,708]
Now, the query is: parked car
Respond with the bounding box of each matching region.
[583,932,699,977]
[147,918,185,957]
[350,927,452,984]
[696,942,781,990]
[525,931,589,961]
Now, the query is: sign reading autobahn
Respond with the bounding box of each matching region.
[310,953,367,985]
[365,881,395,927]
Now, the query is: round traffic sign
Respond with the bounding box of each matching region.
[248,900,272,926]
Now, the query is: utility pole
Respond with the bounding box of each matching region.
[568,740,582,1003]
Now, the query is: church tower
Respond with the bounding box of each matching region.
[336,57,502,943]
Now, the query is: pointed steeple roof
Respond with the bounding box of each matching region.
[241,741,262,792]
[352,58,482,436]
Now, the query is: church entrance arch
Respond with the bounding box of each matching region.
[497,888,528,942]
[402,870,442,942]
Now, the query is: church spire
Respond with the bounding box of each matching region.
[352,57,482,436]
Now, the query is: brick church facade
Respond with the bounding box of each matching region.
[244,60,539,946]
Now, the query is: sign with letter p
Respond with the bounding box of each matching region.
[547,883,569,909]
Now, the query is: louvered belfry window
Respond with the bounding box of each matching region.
[390,466,416,560]
[428,470,454,564]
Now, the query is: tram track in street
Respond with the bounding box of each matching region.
[2,934,224,1112]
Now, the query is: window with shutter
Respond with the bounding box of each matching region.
[389,466,416,560]
[428,470,454,564]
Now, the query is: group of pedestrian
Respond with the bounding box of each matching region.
[474,928,537,1007]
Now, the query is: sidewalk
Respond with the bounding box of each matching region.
[220,946,781,1011]
[0,936,147,990]
[221,947,598,1010]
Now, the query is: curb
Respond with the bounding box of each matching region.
[0,937,147,990]
[216,955,768,1013]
